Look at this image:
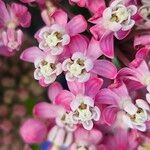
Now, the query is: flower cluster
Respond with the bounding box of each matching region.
[1,0,150,149]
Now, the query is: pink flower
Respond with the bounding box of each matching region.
[62,35,117,82]
[90,0,137,58]
[69,0,106,14]
[103,128,138,150]
[97,83,150,131]
[32,83,74,147]
[0,1,31,56]
[20,47,62,87]
[1,28,23,52]
[35,10,87,55]
[117,50,150,91]
[0,1,31,29]
[70,128,102,150]
[54,77,103,130]
[20,119,47,144]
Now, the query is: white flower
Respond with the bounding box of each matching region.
[70,95,100,130]
[38,24,70,55]
[62,52,93,82]
[34,55,62,84]
[122,99,150,131]
[103,0,137,31]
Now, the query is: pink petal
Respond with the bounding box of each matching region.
[48,82,63,102]
[87,0,106,14]
[20,119,47,144]
[114,30,131,40]
[87,38,102,60]
[53,9,68,26]
[75,128,102,144]
[100,31,114,58]
[0,0,9,27]
[20,47,44,63]
[66,15,87,36]
[68,34,88,54]
[102,106,118,125]
[92,60,117,79]
[0,46,14,57]
[33,102,64,119]
[55,90,75,111]
[67,81,85,95]
[96,88,118,105]
[85,77,103,98]
[11,3,31,28]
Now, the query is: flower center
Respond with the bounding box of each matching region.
[39,60,56,76]
[45,31,63,47]
[129,108,147,124]
[110,7,129,23]
[69,59,85,77]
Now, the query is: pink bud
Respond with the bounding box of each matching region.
[20,119,47,144]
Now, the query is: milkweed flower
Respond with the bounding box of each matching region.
[0,0,31,56]
[62,35,117,82]
[90,0,137,58]
[35,10,87,56]
[54,77,103,130]
[70,128,102,150]
[20,47,62,87]
[97,83,150,131]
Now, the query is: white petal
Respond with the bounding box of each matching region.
[83,96,94,107]
[136,99,150,110]
[84,58,93,71]
[92,106,101,121]
[135,124,146,132]
[82,120,93,130]
[62,58,72,71]
[127,5,137,16]
[77,72,90,83]
[62,34,70,46]
[103,8,112,19]
[70,98,81,111]
[122,113,133,128]
[146,93,150,104]
[123,101,138,115]
[122,20,135,31]
[47,125,58,141]
[72,52,85,60]
[65,72,76,81]
[34,69,42,80]
[64,132,73,147]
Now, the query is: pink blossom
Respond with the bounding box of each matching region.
[0,1,31,56]
[20,118,47,144]
[54,77,103,130]
[70,128,102,150]
[97,83,150,131]
[69,0,106,14]
[35,10,87,55]
[20,47,62,87]
[62,35,117,82]
[0,1,31,29]
[90,0,137,58]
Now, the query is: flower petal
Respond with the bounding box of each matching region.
[66,15,87,36]
[67,81,85,95]
[92,60,117,79]
[20,47,44,63]
[33,102,65,119]
[100,31,114,58]
[48,82,63,101]
[20,119,47,144]
[55,90,75,111]
[102,106,118,125]
[85,77,103,98]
